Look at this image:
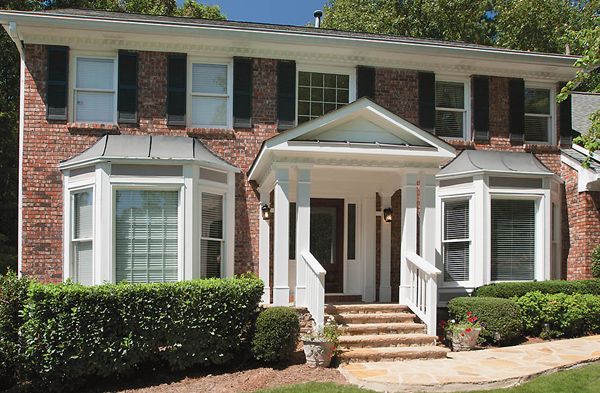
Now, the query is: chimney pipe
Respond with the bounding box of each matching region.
[314,10,323,28]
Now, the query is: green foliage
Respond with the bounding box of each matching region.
[448,297,523,345]
[592,245,600,279]
[474,280,600,298]
[17,276,262,391]
[515,291,600,338]
[252,307,300,362]
[175,0,225,19]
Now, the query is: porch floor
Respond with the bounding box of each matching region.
[340,335,600,392]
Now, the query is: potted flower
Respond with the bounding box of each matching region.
[301,322,340,368]
[445,311,482,351]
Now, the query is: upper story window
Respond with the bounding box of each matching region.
[524,87,553,143]
[190,62,231,128]
[297,71,350,124]
[74,57,117,123]
[435,80,467,139]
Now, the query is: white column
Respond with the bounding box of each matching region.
[473,174,487,286]
[258,187,271,303]
[295,167,311,307]
[273,167,290,306]
[362,194,377,302]
[379,193,392,302]
[420,175,436,264]
[399,174,418,303]
[225,172,236,278]
[183,165,198,280]
[95,162,112,284]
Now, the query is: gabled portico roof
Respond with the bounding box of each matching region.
[248,98,456,184]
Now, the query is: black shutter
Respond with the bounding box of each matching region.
[277,60,296,131]
[418,71,435,131]
[472,75,490,143]
[357,66,375,99]
[167,53,187,126]
[559,82,573,145]
[46,46,69,121]
[118,51,138,124]
[233,57,253,128]
[508,78,525,144]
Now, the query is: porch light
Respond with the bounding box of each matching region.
[261,204,272,220]
[383,207,393,223]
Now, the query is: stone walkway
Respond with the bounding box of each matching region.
[339,335,600,392]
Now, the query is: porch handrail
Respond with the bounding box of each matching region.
[300,251,326,331]
[404,252,441,336]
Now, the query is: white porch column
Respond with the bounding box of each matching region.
[399,174,418,303]
[379,193,392,302]
[258,187,271,303]
[273,167,290,306]
[295,167,311,307]
[362,194,377,302]
[420,175,436,264]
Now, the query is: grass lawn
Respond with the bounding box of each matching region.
[256,362,600,393]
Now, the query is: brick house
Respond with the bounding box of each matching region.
[1,8,599,342]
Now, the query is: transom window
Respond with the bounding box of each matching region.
[191,63,229,127]
[75,57,116,123]
[442,199,470,282]
[200,192,224,278]
[72,190,93,285]
[524,87,552,143]
[435,81,466,138]
[298,71,350,124]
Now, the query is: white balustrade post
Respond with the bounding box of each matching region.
[380,193,392,302]
[400,174,418,304]
[258,187,271,303]
[426,275,438,335]
[420,175,436,267]
[273,167,290,306]
[295,167,311,307]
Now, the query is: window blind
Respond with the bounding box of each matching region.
[115,190,179,283]
[524,88,551,143]
[73,190,93,285]
[192,64,227,94]
[191,63,228,126]
[443,200,470,282]
[435,81,465,138]
[201,192,224,278]
[491,199,535,281]
[75,58,115,123]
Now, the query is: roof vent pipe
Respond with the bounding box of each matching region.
[314,10,323,28]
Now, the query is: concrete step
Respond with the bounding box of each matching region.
[335,312,416,324]
[325,294,363,303]
[339,346,449,363]
[341,322,427,336]
[339,333,437,349]
[325,303,410,315]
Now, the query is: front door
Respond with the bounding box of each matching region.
[310,198,344,293]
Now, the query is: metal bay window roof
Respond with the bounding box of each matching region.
[437,150,553,178]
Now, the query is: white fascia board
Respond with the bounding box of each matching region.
[561,153,600,192]
[273,143,453,159]
[436,169,555,180]
[59,157,241,173]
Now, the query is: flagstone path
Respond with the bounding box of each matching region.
[339,335,600,392]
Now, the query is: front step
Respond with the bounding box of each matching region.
[339,346,449,363]
[341,322,426,336]
[325,294,362,303]
[326,303,410,314]
[339,333,437,348]
[335,312,416,324]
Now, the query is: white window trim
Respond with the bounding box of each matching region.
[71,188,94,284]
[64,184,96,283]
[435,76,471,140]
[70,52,118,124]
[295,64,357,126]
[441,195,473,287]
[187,57,233,129]
[524,82,556,145]
[199,186,227,278]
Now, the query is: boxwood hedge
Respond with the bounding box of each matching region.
[252,306,300,362]
[474,280,600,299]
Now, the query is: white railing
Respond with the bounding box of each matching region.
[403,252,441,336]
[300,251,326,331]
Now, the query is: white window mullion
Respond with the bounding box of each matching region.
[190,62,230,127]
[75,57,116,124]
[72,189,94,286]
[442,199,470,283]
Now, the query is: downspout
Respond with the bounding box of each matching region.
[5,21,25,276]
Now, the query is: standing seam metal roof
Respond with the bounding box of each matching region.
[437,150,553,177]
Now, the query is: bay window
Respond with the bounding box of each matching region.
[442,199,470,282]
[435,81,467,138]
[72,189,94,285]
[298,71,350,124]
[191,63,230,127]
[524,87,552,143]
[75,57,116,123]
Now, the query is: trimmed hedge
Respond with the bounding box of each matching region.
[17,276,263,391]
[515,291,600,338]
[447,297,523,345]
[252,306,300,362]
[474,280,600,299]
[592,245,600,279]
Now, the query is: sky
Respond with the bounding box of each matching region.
[177,0,328,26]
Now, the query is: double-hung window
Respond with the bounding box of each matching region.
[442,199,470,282]
[74,57,116,123]
[200,192,224,278]
[191,63,230,127]
[72,189,94,285]
[524,87,552,143]
[298,71,350,124]
[435,81,467,138]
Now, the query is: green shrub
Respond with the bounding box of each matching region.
[0,271,30,389]
[592,245,600,279]
[474,279,600,298]
[252,307,300,362]
[19,276,263,391]
[515,291,600,338]
[448,297,523,345]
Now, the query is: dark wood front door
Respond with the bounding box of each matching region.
[310,198,344,293]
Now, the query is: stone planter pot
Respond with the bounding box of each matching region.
[450,328,481,351]
[303,340,335,368]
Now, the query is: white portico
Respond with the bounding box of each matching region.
[248,98,456,332]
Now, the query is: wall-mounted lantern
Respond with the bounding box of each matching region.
[383,207,393,223]
[261,204,272,220]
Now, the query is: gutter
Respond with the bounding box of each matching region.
[4,21,24,276]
